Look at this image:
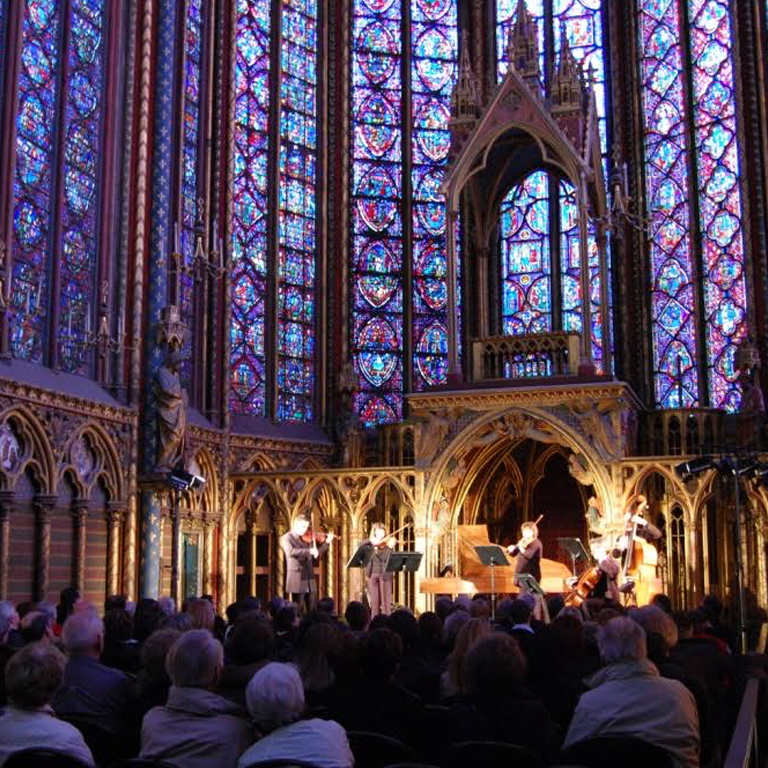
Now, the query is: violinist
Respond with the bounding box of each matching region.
[507,521,542,595]
[279,514,335,613]
[362,523,397,616]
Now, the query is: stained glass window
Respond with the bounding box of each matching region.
[411,0,458,391]
[495,0,611,375]
[11,1,63,364]
[501,172,552,334]
[277,0,318,422]
[179,0,203,384]
[11,0,107,375]
[230,0,320,421]
[638,0,747,409]
[231,0,271,415]
[350,0,459,426]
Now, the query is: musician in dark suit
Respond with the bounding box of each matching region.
[507,522,542,595]
[361,523,396,616]
[279,515,333,612]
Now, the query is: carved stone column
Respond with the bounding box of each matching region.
[246,510,257,596]
[72,500,91,594]
[106,502,126,596]
[476,247,490,339]
[170,494,182,604]
[202,518,215,596]
[0,491,16,598]
[33,495,57,601]
[275,522,287,599]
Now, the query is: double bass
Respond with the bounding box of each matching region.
[619,496,661,605]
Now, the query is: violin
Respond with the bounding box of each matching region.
[300,529,334,545]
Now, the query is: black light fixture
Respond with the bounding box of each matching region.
[168,468,206,491]
[674,456,717,478]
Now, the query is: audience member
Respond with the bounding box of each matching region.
[238,663,353,768]
[441,617,490,700]
[343,600,369,634]
[54,587,81,636]
[452,632,555,761]
[101,607,139,672]
[140,629,253,768]
[0,642,95,767]
[133,598,164,644]
[53,609,133,735]
[564,617,699,768]
[19,610,54,644]
[104,594,127,613]
[219,614,274,708]
[161,611,194,632]
[0,601,19,707]
[186,598,216,632]
[158,596,176,616]
[132,628,181,723]
[293,620,339,705]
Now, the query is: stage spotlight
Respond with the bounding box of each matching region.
[674,457,717,478]
[168,468,206,491]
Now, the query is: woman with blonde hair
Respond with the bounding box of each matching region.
[440,617,491,701]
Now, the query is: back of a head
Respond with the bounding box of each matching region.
[165,629,223,688]
[510,598,532,625]
[547,594,565,620]
[158,596,176,616]
[598,616,647,665]
[673,610,694,638]
[186,598,216,631]
[388,609,419,648]
[274,604,298,633]
[344,600,369,632]
[140,628,182,681]
[105,594,127,613]
[35,601,56,624]
[104,608,133,644]
[444,608,470,647]
[238,596,261,616]
[701,594,723,622]
[631,605,678,653]
[56,587,81,626]
[550,613,584,651]
[361,627,402,681]
[134,598,163,642]
[246,662,304,732]
[466,633,527,699]
[651,593,673,614]
[226,613,274,665]
[435,597,453,622]
[20,611,51,644]
[317,597,335,615]
[5,642,66,709]
[161,612,194,632]
[0,600,17,640]
[62,610,104,655]
[418,611,443,646]
[470,598,491,619]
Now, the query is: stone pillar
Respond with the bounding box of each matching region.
[476,247,490,339]
[339,513,350,609]
[246,510,257,597]
[202,518,215,596]
[577,180,593,364]
[445,209,461,380]
[33,495,57,602]
[106,502,126,597]
[170,496,182,604]
[0,492,15,598]
[140,490,163,599]
[275,522,287,599]
[72,500,91,594]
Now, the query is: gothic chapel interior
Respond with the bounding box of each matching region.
[1,0,768,616]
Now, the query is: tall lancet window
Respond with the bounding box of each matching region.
[230,0,320,421]
[9,1,109,374]
[495,0,612,373]
[350,0,459,426]
[638,0,747,409]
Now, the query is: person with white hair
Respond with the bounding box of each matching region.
[158,596,176,616]
[238,662,353,768]
[0,600,19,707]
[52,609,132,735]
[0,642,95,767]
[140,629,253,768]
[563,617,699,768]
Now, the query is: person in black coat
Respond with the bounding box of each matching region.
[279,515,333,613]
[507,522,542,591]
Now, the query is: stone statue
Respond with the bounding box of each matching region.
[738,370,765,447]
[155,350,188,471]
[567,452,595,487]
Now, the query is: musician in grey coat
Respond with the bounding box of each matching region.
[279,516,333,612]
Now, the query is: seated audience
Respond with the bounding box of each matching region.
[132,628,182,723]
[52,609,133,735]
[0,642,94,767]
[133,598,164,644]
[440,617,490,700]
[54,587,81,636]
[564,617,699,768]
[140,629,253,768]
[101,607,139,672]
[0,601,19,706]
[219,614,274,708]
[161,612,194,632]
[187,598,216,632]
[293,619,339,707]
[20,609,55,644]
[238,663,353,768]
[451,632,555,761]
[343,600,369,634]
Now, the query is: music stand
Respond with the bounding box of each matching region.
[558,537,591,577]
[474,545,510,619]
[515,573,545,597]
[346,543,374,569]
[385,551,423,574]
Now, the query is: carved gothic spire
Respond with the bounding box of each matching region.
[551,24,583,114]
[451,30,479,121]
[507,0,541,95]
